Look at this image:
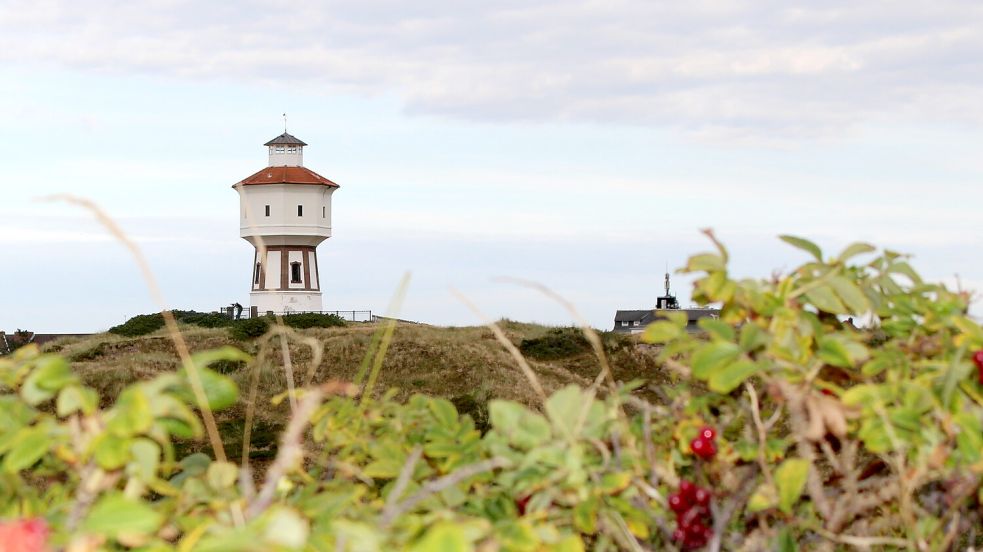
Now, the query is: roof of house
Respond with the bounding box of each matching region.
[264,133,308,146]
[614,308,719,324]
[235,166,340,188]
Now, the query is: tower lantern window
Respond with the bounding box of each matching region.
[287,146,297,153]
[290,262,302,283]
[275,146,285,153]
[297,205,303,216]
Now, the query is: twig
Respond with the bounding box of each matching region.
[379,457,510,526]
[813,527,910,548]
[380,445,423,526]
[246,388,323,518]
[708,465,759,552]
[745,382,775,490]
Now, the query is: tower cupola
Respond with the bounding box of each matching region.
[264,132,307,167]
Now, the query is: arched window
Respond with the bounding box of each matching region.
[290,262,302,283]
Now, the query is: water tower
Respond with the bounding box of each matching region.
[234,130,339,314]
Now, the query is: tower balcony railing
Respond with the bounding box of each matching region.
[219,308,374,323]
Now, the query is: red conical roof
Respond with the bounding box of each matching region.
[235,166,340,188]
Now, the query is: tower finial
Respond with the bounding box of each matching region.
[283,113,287,133]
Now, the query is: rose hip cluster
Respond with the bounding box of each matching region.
[669,480,714,549]
[689,426,717,460]
[973,350,983,385]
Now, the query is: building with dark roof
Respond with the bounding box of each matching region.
[612,272,719,334]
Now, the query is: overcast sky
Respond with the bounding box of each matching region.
[2,0,982,332]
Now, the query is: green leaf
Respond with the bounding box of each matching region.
[708,359,760,394]
[489,400,551,449]
[263,506,309,549]
[686,253,725,272]
[746,482,777,513]
[94,433,131,470]
[858,418,892,453]
[775,528,797,552]
[2,426,51,472]
[738,323,768,353]
[573,497,598,533]
[83,493,163,539]
[641,321,681,344]
[690,342,741,380]
[411,522,470,552]
[804,285,847,314]
[697,318,735,341]
[775,459,809,514]
[177,366,239,411]
[21,355,76,405]
[56,385,98,417]
[836,242,875,263]
[207,461,238,490]
[780,235,822,261]
[817,336,852,368]
[546,385,594,440]
[128,438,161,482]
[106,387,153,437]
[428,398,458,427]
[828,276,870,315]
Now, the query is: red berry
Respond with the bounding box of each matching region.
[701,525,714,542]
[679,479,696,500]
[672,528,687,543]
[699,426,716,441]
[515,495,531,515]
[668,492,689,513]
[972,350,983,370]
[693,487,711,505]
[690,437,717,460]
[685,519,708,539]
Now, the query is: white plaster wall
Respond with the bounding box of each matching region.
[288,250,305,289]
[238,184,334,243]
[268,147,303,167]
[264,250,281,290]
[308,250,319,290]
[251,291,322,314]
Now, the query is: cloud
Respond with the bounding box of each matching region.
[2,0,982,141]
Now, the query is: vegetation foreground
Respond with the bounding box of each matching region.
[1,234,982,551]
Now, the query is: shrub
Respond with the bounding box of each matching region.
[174,311,235,328]
[228,317,270,340]
[280,313,347,329]
[2,234,982,550]
[519,327,591,360]
[107,313,165,337]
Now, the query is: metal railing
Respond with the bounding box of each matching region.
[220,308,373,322]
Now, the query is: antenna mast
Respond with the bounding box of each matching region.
[283,113,288,133]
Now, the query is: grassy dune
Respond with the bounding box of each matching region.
[40,321,669,460]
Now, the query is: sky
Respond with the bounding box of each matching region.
[1,0,982,332]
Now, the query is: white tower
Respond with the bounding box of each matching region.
[235,131,339,314]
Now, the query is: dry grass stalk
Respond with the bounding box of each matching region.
[361,272,411,403]
[44,194,228,463]
[450,288,547,404]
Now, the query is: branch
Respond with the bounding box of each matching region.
[379,457,510,527]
